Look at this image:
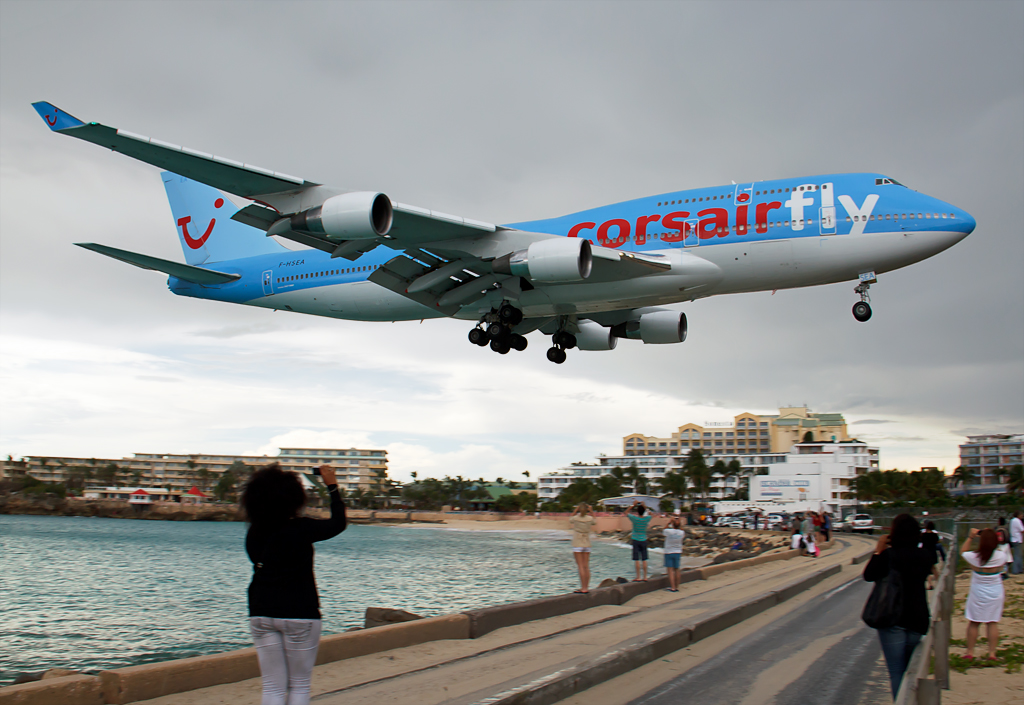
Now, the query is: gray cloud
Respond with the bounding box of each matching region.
[0,1,1021,475]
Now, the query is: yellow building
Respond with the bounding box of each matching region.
[623,406,849,458]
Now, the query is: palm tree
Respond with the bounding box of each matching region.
[949,466,977,496]
[656,470,689,506]
[197,468,212,493]
[624,464,648,494]
[684,450,712,503]
[595,473,625,501]
[1003,464,1024,496]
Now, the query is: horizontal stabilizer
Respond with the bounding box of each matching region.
[76,243,241,285]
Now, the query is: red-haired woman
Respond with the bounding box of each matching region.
[961,527,1011,660]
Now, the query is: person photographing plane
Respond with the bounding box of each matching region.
[242,463,347,705]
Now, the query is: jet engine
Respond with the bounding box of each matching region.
[493,237,592,283]
[639,311,687,344]
[575,321,618,351]
[274,192,393,240]
[612,311,687,344]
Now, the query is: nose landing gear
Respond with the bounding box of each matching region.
[852,272,875,322]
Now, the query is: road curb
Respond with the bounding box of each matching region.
[466,564,842,705]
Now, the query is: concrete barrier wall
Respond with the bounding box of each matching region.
[465,590,620,638]
[317,614,469,663]
[100,648,260,705]
[0,674,104,705]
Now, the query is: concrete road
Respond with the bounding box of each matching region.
[625,577,892,705]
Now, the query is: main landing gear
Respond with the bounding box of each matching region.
[546,330,577,365]
[852,272,875,322]
[468,303,528,355]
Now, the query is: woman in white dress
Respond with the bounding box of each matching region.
[961,527,1011,660]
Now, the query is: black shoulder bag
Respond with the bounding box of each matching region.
[861,551,903,629]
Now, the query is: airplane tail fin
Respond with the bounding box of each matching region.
[162,172,288,265]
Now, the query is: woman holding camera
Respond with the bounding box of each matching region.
[242,463,347,705]
[962,528,1010,661]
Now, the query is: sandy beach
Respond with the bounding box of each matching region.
[404,518,572,531]
[943,570,1024,705]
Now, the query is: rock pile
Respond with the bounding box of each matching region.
[601,526,788,561]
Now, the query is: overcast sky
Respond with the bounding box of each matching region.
[1,1,1021,482]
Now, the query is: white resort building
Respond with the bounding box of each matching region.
[540,439,878,515]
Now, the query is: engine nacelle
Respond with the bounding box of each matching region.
[575,321,618,351]
[285,192,393,241]
[493,238,592,283]
[639,311,687,344]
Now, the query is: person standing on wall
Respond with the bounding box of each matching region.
[628,500,652,581]
[569,503,596,594]
[662,517,686,592]
[242,463,347,705]
[1009,511,1023,575]
[863,514,937,699]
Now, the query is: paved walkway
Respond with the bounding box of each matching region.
[141,535,875,705]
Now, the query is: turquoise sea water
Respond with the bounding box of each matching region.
[0,514,636,682]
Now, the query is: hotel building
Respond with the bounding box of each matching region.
[2,447,388,495]
[539,406,855,503]
[955,433,1023,494]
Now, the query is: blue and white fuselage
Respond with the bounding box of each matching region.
[33,101,974,362]
[175,173,972,321]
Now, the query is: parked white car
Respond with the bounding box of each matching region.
[842,513,876,534]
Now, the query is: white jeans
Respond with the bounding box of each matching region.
[249,617,322,705]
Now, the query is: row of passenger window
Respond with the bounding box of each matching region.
[278,264,380,284]
[848,212,953,222]
[657,184,819,206]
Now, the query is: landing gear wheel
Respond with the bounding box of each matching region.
[498,303,524,326]
[546,346,567,364]
[553,331,577,349]
[510,334,528,352]
[852,301,872,322]
[490,339,511,354]
[468,328,489,346]
[487,322,510,341]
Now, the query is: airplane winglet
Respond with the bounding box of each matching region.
[32,101,86,131]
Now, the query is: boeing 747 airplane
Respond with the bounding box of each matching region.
[34,102,975,363]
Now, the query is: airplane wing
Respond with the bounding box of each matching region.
[32,102,312,199]
[38,102,672,309]
[76,243,241,285]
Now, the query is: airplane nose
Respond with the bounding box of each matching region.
[962,211,977,235]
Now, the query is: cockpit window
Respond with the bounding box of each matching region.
[874,177,905,186]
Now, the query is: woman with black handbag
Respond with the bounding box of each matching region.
[862,514,937,699]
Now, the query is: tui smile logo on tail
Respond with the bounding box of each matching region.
[178,198,223,249]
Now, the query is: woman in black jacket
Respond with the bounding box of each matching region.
[242,463,347,705]
[863,514,937,699]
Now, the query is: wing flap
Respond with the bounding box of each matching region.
[76,243,241,285]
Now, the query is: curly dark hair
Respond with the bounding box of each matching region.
[888,513,921,550]
[241,463,306,525]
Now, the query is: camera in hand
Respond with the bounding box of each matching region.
[312,467,321,476]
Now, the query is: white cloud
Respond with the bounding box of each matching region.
[0,2,1020,481]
